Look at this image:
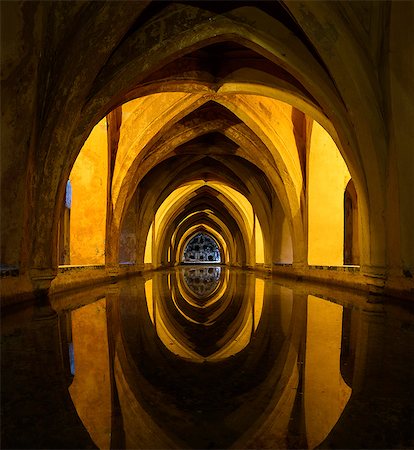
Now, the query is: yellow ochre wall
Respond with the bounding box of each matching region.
[308,122,351,266]
[69,298,112,450]
[69,118,108,265]
[304,295,352,449]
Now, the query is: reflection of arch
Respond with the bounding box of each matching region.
[181,266,223,299]
[182,232,221,264]
[340,306,358,388]
[344,179,360,265]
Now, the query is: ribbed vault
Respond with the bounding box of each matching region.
[4,0,411,300]
[26,0,380,273]
[2,4,414,450]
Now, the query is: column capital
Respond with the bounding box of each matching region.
[29,267,57,291]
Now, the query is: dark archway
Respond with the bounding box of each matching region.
[344,179,360,265]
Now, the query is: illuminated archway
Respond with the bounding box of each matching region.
[42,4,379,275]
[17,1,401,296]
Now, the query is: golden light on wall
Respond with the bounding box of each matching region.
[143,269,265,362]
[307,122,352,266]
[142,180,266,268]
[68,118,108,266]
[62,85,357,271]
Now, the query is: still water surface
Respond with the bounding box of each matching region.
[65,266,358,449]
[2,266,413,449]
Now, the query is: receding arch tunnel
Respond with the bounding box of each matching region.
[68,87,352,272]
[4,0,411,283]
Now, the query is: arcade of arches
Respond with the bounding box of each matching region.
[1,1,414,449]
[1,1,413,300]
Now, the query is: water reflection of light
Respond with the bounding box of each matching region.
[68,342,75,375]
[63,269,365,450]
[175,267,228,309]
[305,296,352,448]
[182,266,222,298]
[144,267,267,361]
[68,299,112,450]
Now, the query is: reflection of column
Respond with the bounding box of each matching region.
[320,303,414,449]
[114,277,180,449]
[232,291,304,449]
[286,293,307,449]
[105,285,125,450]
[69,297,112,450]
[351,307,385,394]
[340,307,359,387]
[2,305,94,449]
[304,295,352,449]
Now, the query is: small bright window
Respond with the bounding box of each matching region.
[182,233,221,263]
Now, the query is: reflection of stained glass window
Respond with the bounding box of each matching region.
[183,266,222,297]
[68,342,75,375]
[183,233,221,263]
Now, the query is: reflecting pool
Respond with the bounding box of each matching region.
[2,267,414,449]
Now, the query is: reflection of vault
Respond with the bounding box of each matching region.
[112,273,355,450]
[144,270,265,361]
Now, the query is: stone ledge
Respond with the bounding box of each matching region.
[58,264,106,272]
[2,263,412,308]
[271,264,367,293]
[309,264,360,272]
[50,265,109,296]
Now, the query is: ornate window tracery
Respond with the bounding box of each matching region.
[182,233,221,263]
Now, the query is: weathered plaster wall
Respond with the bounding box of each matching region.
[305,295,352,449]
[308,122,351,266]
[69,118,108,265]
[0,2,44,268]
[69,298,112,450]
[388,3,414,275]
